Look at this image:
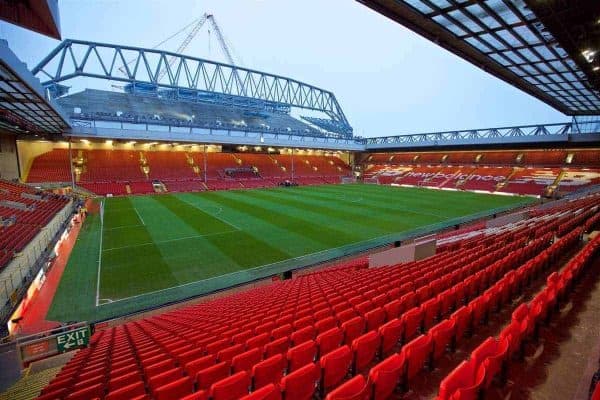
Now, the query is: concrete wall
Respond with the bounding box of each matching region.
[0,134,19,180]
[15,140,56,181]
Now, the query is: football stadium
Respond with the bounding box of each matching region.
[0,1,600,399]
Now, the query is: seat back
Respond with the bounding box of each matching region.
[196,362,230,391]
[368,353,406,400]
[252,354,286,390]
[209,371,251,400]
[403,334,433,380]
[378,318,403,356]
[154,376,194,400]
[280,363,320,400]
[324,375,369,400]
[232,348,263,373]
[319,345,352,392]
[316,327,343,357]
[240,383,281,400]
[351,331,380,373]
[341,316,366,345]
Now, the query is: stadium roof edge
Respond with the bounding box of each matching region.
[0,39,70,135]
[357,0,600,116]
[0,0,61,39]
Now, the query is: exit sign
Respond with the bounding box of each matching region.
[56,326,90,352]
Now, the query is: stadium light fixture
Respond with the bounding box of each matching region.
[582,49,597,63]
[80,139,89,144]
[105,140,113,145]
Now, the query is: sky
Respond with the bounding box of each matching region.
[0,0,568,137]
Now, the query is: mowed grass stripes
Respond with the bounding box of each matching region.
[47,184,533,322]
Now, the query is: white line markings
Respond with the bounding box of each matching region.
[95,199,104,307]
[177,195,242,230]
[133,206,145,226]
[102,230,239,252]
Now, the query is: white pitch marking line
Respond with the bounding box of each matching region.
[102,230,239,252]
[133,206,145,226]
[104,224,144,231]
[95,199,104,307]
[177,196,242,231]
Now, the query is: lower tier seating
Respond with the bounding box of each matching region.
[0,180,70,269]
[34,192,600,400]
[25,149,352,195]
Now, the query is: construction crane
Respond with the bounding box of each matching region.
[113,13,240,87]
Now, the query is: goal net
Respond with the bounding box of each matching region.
[341,176,356,184]
[363,177,379,184]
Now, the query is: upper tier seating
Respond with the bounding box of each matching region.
[34,192,600,400]
[0,180,69,269]
[57,89,320,136]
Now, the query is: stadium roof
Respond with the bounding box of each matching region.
[0,39,70,135]
[358,0,600,116]
[0,0,61,39]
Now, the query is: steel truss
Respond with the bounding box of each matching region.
[32,39,351,128]
[364,121,594,146]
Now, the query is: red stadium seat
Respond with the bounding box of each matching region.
[280,363,320,400]
[325,375,370,400]
[232,348,263,373]
[287,340,318,372]
[196,362,230,391]
[351,330,380,373]
[471,337,509,388]
[185,355,217,378]
[180,391,208,400]
[368,353,406,400]
[252,354,286,390]
[154,377,194,400]
[402,333,433,381]
[209,371,251,400]
[430,318,456,361]
[401,307,424,343]
[264,336,291,358]
[316,327,344,357]
[316,317,338,334]
[422,297,441,330]
[247,333,271,350]
[291,325,316,346]
[438,359,485,400]
[65,383,104,400]
[378,318,403,356]
[271,324,293,339]
[319,345,353,394]
[218,344,244,363]
[365,307,386,331]
[451,306,472,344]
[341,316,366,345]
[240,384,281,400]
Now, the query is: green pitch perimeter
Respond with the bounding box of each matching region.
[48,184,533,322]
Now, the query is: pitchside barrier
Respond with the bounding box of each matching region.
[7,322,91,368]
[87,199,536,324]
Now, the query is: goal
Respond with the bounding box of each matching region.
[363,177,379,184]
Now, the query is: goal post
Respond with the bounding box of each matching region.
[363,177,379,184]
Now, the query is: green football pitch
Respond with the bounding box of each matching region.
[48,184,533,322]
